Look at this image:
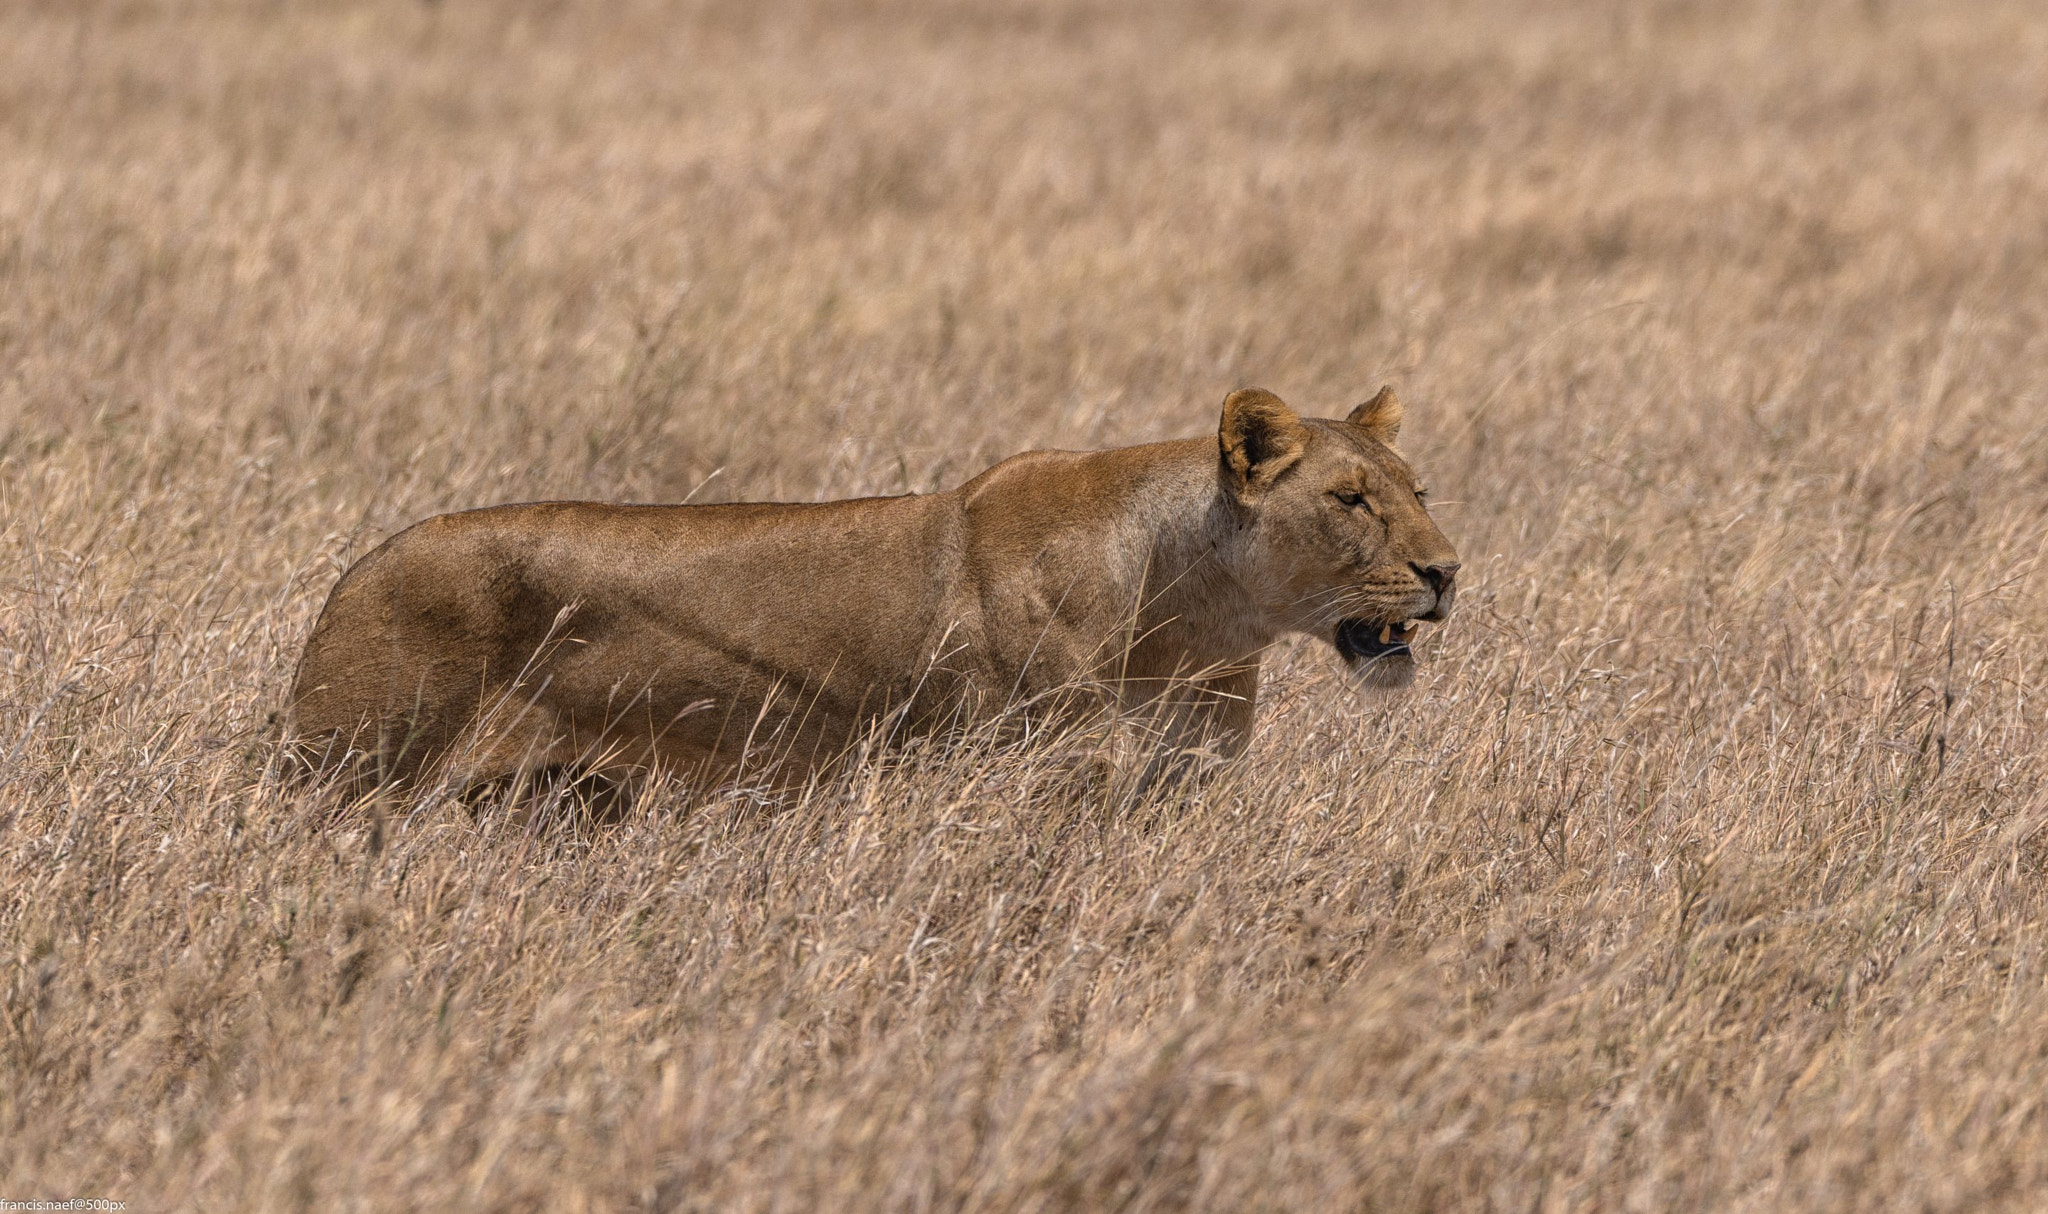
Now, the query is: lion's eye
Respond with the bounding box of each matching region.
[1333,490,1366,509]
[1414,486,1429,502]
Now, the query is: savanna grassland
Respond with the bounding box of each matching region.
[5,0,2048,1209]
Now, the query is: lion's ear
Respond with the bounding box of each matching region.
[1219,388,1307,503]
[1347,386,1403,446]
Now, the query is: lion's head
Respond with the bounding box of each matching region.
[1217,386,1460,690]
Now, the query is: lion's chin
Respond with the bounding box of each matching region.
[1333,618,1420,693]
[1342,653,1416,694]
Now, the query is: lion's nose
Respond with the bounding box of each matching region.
[1414,561,1460,598]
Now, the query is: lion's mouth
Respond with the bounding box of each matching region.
[1334,618,1418,663]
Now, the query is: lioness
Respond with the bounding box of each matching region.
[288,386,1458,793]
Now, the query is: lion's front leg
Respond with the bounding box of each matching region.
[1126,662,1260,797]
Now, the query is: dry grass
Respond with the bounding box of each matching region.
[5,0,2048,1208]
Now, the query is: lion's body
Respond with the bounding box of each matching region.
[287,389,1458,791]
[291,439,1265,787]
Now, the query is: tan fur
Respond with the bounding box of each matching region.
[287,388,1459,791]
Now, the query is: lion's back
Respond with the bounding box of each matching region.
[283,494,979,783]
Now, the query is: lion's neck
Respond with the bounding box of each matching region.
[1114,445,1275,674]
